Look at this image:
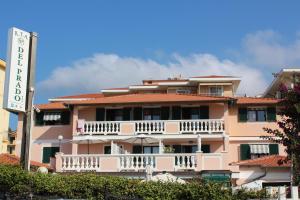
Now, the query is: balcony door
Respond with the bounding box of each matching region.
[143,108,161,120]
[182,106,209,120]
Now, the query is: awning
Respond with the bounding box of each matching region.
[250,144,269,154]
[43,112,61,121]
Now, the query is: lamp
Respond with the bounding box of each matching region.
[58,135,63,152]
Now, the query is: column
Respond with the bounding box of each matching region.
[111,140,114,154]
[222,136,229,152]
[159,139,164,154]
[197,134,202,152]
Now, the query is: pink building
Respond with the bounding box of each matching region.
[15,75,289,187]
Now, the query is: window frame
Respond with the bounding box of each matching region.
[35,110,71,126]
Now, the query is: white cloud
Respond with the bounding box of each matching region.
[243,30,300,68]
[38,53,267,97]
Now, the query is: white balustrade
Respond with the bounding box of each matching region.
[119,154,156,171]
[135,121,165,134]
[83,121,120,135]
[61,155,101,172]
[174,154,196,170]
[58,153,198,172]
[79,119,224,135]
[180,119,224,133]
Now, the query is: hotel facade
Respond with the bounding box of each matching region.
[15,74,293,187]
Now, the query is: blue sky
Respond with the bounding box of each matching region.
[1,1,300,128]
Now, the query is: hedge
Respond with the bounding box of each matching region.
[0,165,269,200]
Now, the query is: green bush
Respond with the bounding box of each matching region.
[0,165,269,200]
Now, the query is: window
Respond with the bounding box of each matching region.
[172,145,210,153]
[106,109,123,121]
[176,89,191,94]
[132,145,159,154]
[35,111,70,126]
[209,86,223,96]
[247,108,266,122]
[104,146,111,154]
[42,147,59,163]
[240,144,279,160]
[143,108,161,120]
[239,107,276,122]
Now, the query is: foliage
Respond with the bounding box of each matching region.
[263,83,300,185]
[163,146,175,153]
[0,165,270,199]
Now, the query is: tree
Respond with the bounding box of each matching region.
[263,83,300,185]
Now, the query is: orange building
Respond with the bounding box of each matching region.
[15,74,290,187]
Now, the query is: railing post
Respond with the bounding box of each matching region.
[291,186,299,200]
[278,186,286,200]
[55,152,63,172]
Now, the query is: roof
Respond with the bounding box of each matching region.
[52,93,104,99]
[36,102,67,110]
[236,97,279,105]
[231,155,290,168]
[65,93,233,106]
[0,153,51,169]
[190,75,237,78]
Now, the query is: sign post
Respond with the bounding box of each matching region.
[3,27,37,171]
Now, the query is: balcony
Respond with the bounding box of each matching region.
[77,119,225,135]
[54,152,227,173]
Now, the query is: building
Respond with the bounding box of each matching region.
[263,68,300,98]
[0,59,10,154]
[15,74,286,187]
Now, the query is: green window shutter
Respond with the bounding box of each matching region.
[42,147,51,163]
[267,107,276,122]
[133,107,142,120]
[269,144,279,155]
[132,145,142,154]
[35,111,44,126]
[238,108,248,122]
[240,144,250,160]
[161,107,170,120]
[123,108,131,121]
[96,108,105,121]
[61,111,70,125]
[200,106,209,119]
[201,145,210,153]
[172,106,181,120]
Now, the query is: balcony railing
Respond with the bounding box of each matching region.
[78,119,225,135]
[58,153,197,172]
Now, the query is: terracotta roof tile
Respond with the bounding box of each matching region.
[65,93,232,106]
[237,97,279,105]
[36,102,67,110]
[53,93,104,99]
[191,75,236,78]
[231,155,290,168]
[0,153,50,169]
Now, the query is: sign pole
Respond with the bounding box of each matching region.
[20,32,38,171]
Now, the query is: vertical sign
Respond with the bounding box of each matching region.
[3,27,30,112]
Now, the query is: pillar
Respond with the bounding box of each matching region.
[159,139,164,154]
[197,134,202,152]
[222,136,229,152]
[111,140,114,154]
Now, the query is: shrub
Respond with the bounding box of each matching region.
[0,165,269,200]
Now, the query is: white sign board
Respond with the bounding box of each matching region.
[3,27,30,112]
